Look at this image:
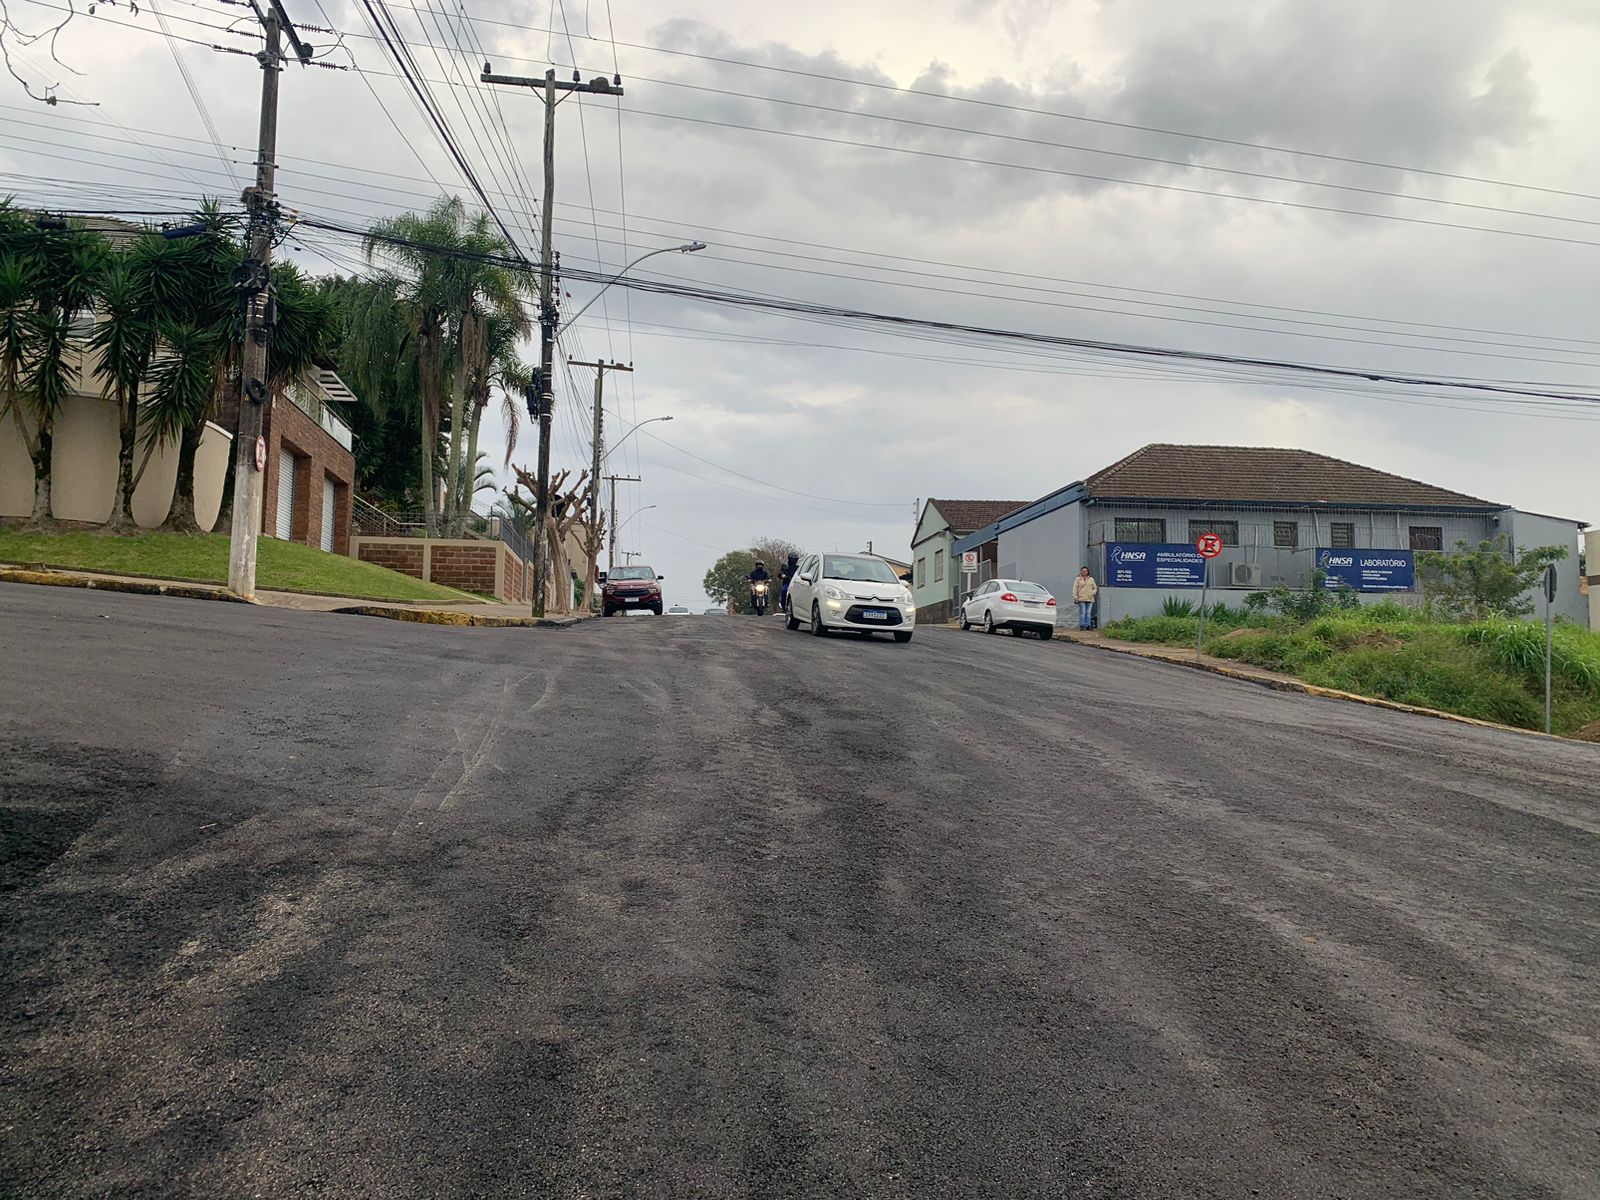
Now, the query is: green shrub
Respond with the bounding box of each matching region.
[1244,569,1359,621]
[1104,615,1199,644]
[1162,597,1197,618]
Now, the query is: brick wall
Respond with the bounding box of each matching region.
[351,536,533,602]
[261,395,356,555]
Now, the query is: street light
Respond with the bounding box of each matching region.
[614,503,656,537]
[602,414,673,464]
[564,241,706,328]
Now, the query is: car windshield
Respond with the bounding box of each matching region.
[822,555,900,584]
[1009,581,1048,595]
[610,566,655,581]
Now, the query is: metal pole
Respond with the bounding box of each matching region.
[1196,562,1208,655]
[1545,591,1554,735]
[608,474,617,572]
[225,8,282,598]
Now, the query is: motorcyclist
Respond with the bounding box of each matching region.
[779,552,800,607]
[748,560,772,614]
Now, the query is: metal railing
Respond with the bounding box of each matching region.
[286,381,354,451]
[350,498,538,565]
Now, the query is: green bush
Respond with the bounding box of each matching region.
[1104,615,1200,643]
[1244,570,1359,621]
[1162,596,1197,618]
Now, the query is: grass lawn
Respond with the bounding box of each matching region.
[0,530,477,604]
[1104,607,1600,737]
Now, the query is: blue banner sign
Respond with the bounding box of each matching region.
[1316,548,1415,592]
[1107,542,1207,588]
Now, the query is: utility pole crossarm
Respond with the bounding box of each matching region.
[481,71,624,96]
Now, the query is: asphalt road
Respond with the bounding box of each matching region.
[3,583,1598,1199]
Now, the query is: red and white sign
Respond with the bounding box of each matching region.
[254,435,267,471]
[961,550,978,572]
[1195,532,1224,559]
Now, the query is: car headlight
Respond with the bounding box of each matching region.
[901,589,915,604]
[823,584,846,600]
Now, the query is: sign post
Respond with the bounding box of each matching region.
[1544,564,1557,734]
[1194,533,1224,654]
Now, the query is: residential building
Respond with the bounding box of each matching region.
[910,498,1027,623]
[262,365,358,554]
[950,444,1589,626]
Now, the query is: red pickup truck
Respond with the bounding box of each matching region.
[601,565,664,617]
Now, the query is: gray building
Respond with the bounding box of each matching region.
[951,444,1588,626]
[910,497,1028,623]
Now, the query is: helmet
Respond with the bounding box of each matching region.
[755,559,765,566]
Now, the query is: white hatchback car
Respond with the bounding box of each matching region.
[786,552,916,643]
[960,578,1058,639]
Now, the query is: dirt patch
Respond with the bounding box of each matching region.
[1571,719,1600,744]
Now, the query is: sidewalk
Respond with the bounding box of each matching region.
[0,565,586,628]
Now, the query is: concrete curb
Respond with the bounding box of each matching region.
[0,566,251,605]
[1053,629,1557,741]
[331,604,537,628]
[0,558,486,605]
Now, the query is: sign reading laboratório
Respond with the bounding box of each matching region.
[961,550,978,573]
[1316,548,1415,592]
[1106,542,1206,588]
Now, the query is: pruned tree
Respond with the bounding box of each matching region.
[506,465,591,613]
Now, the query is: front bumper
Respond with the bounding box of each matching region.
[606,592,661,609]
[818,596,915,629]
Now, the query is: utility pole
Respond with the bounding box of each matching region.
[569,359,632,601]
[483,64,622,617]
[605,473,641,571]
[226,0,311,598]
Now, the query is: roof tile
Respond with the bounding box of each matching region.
[927,498,1030,533]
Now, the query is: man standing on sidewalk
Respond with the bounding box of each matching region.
[1072,566,1098,630]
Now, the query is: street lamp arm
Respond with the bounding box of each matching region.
[602,414,673,464]
[564,241,705,328]
[614,503,657,536]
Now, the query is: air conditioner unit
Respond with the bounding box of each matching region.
[1229,562,1262,587]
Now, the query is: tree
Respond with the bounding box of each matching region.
[704,550,758,614]
[506,464,591,614]
[749,536,802,576]
[1,213,108,526]
[363,198,531,538]
[1417,536,1568,620]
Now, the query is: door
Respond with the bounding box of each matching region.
[320,475,336,552]
[791,555,818,615]
[275,448,295,540]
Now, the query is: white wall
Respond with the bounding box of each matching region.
[1502,509,1588,626]
[1587,529,1599,633]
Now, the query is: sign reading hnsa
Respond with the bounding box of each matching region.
[1316,548,1415,592]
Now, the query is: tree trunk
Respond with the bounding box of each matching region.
[162,423,203,533]
[463,400,484,531]
[26,412,53,529]
[104,389,137,532]
[418,322,440,538]
[443,371,466,537]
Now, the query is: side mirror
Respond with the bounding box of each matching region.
[597,572,608,584]
[799,573,813,584]
[656,574,665,581]
[898,572,912,584]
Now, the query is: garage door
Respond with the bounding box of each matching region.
[275,448,295,540]
[320,475,336,552]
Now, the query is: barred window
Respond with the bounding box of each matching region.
[934,549,945,581]
[1115,518,1167,543]
[1187,520,1238,546]
[1330,522,1355,548]
[915,557,926,587]
[1409,526,1443,551]
[1272,521,1299,549]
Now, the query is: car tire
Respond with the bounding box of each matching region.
[810,602,827,637]
[785,603,801,631]
[893,630,913,644]
[652,606,663,616]
[1038,627,1053,641]
[983,610,996,635]
[603,606,615,618]
[959,611,971,631]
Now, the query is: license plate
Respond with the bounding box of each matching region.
[860,610,888,620]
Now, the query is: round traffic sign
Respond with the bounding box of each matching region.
[254,435,267,471]
[1196,532,1224,559]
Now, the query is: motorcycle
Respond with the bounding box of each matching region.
[750,579,770,616]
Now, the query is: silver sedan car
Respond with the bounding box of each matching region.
[959,578,1058,639]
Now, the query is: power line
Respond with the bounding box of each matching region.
[639,429,907,507]
[145,0,239,188]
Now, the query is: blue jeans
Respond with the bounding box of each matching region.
[1078,600,1094,628]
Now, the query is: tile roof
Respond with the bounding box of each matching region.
[1084,445,1500,508]
[927,498,1031,533]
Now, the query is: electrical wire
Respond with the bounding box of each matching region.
[145,0,239,188]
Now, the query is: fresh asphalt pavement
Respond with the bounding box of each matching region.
[2,582,1597,1199]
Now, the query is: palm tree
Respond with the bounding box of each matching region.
[363,198,531,538]
[89,247,159,531]
[1,212,108,526]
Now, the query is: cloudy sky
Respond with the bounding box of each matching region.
[4,0,1597,607]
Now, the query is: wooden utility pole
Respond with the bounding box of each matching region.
[226,0,311,598]
[568,358,632,604]
[605,473,641,571]
[482,65,622,617]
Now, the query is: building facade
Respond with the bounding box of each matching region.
[910,497,1027,623]
[951,445,1589,626]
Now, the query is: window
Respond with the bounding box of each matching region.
[1330,522,1355,548]
[934,549,945,582]
[915,557,926,588]
[1114,517,1167,543]
[1187,520,1239,546]
[1409,526,1443,551]
[1272,521,1299,549]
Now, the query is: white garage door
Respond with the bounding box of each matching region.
[320,475,336,552]
[275,448,295,540]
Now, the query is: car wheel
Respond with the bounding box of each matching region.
[785,602,801,631]
[1038,627,1053,641]
[959,610,971,631]
[810,602,827,637]
[893,630,913,644]
[983,610,996,635]
[652,606,663,616]
[603,606,615,618]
